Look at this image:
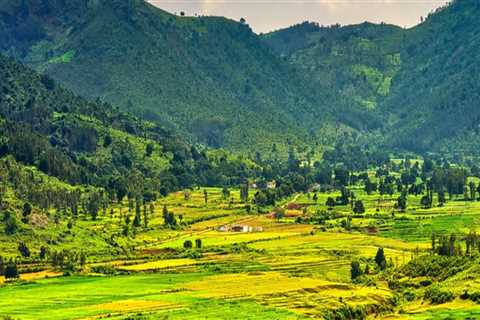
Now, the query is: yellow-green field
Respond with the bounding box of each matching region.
[2,187,480,319]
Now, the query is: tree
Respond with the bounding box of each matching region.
[273,207,285,220]
[4,260,19,280]
[183,240,193,249]
[149,202,155,215]
[103,134,112,147]
[18,242,30,258]
[145,143,154,157]
[22,202,32,223]
[254,191,268,209]
[86,192,101,220]
[195,239,202,249]
[0,256,4,275]
[162,205,177,227]
[326,197,336,208]
[350,261,363,281]
[334,168,350,187]
[464,186,470,201]
[4,213,18,235]
[420,194,432,209]
[374,247,386,270]
[353,200,365,214]
[240,184,249,202]
[337,187,350,205]
[133,198,142,227]
[313,193,318,204]
[113,177,128,203]
[396,192,407,211]
[39,246,48,260]
[203,189,208,205]
[470,182,476,201]
[222,187,230,200]
[143,204,148,228]
[364,264,370,275]
[438,189,446,206]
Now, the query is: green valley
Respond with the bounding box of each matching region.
[2,0,480,319]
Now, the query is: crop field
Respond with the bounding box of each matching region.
[2,187,480,319]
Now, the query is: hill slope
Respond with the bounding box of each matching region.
[262,21,403,132]
[380,0,480,154]
[263,0,480,155]
[0,52,261,205]
[0,0,332,152]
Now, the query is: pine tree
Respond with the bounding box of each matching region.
[4,260,19,280]
[353,200,365,214]
[375,247,386,270]
[350,261,363,281]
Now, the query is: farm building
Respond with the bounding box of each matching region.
[217,225,263,233]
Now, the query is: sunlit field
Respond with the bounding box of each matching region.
[3,182,480,320]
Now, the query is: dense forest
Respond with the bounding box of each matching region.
[263,0,480,155]
[0,0,329,153]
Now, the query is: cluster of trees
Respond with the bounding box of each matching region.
[183,239,202,249]
[431,231,480,257]
[350,247,387,281]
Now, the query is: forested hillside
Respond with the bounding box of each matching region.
[0,53,264,217]
[263,21,403,114]
[381,0,480,153]
[263,0,480,155]
[0,0,335,153]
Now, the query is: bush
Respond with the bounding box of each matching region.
[18,242,30,258]
[403,290,416,302]
[183,240,193,249]
[4,215,18,235]
[90,265,118,275]
[4,261,19,280]
[424,286,454,304]
[402,255,470,281]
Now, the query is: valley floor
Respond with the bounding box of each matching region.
[1,187,480,319]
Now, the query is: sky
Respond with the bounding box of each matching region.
[148,0,448,33]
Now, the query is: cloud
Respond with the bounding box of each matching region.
[148,0,446,33]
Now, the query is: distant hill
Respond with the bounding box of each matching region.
[379,0,480,154]
[0,0,337,153]
[263,0,480,155]
[262,21,402,130]
[0,52,259,202]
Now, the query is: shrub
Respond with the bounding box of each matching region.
[183,240,193,249]
[424,286,454,304]
[402,255,470,281]
[4,261,19,280]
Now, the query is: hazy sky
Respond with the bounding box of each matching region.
[148,0,447,33]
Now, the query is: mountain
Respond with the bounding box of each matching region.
[3,0,480,156]
[263,0,480,155]
[379,0,480,154]
[0,0,337,153]
[0,52,260,205]
[263,21,403,114]
[262,21,407,144]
